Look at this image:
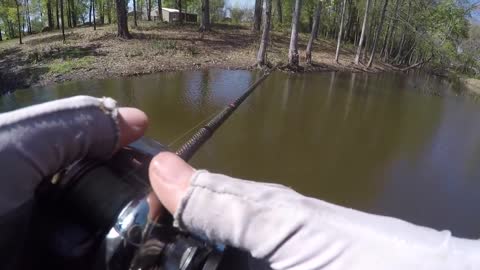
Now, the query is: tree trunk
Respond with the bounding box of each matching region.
[257,0,272,66]
[93,0,96,29]
[26,0,32,34]
[178,0,183,23]
[66,0,72,28]
[133,0,137,26]
[394,0,410,63]
[99,2,105,24]
[89,0,92,23]
[276,0,282,24]
[47,0,54,29]
[115,0,131,38]
[344,0,354,42]
[253,0,262,32]
[367,0,388,68]
[15,0,22,44]
[60,0,65,42]
[158,0,163,21]
[354,0,370,64]
[382,0,400,61]
[199,0,210,31]
[107,0,112,23]
[306,0,322,65]
[0,27,2,41]
[147,0,152,20]
[56,0,60,29]
[72,0,77,27]
[334,0,347,63]
[288,0,302,67]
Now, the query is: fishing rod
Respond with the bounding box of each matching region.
[176,71,271,160]
[30,70,272,270]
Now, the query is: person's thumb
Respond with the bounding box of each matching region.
[148,152,194,214]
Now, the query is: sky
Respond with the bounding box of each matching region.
[225,0,254,8]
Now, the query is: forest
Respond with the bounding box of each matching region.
[0,0,479,90]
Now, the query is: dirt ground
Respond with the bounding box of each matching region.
[0,22,395,93]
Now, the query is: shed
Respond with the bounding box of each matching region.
[151,7,197,23]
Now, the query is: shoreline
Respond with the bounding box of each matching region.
[0,23,407,93]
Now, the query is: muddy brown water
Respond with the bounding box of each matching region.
[3,69,480,238]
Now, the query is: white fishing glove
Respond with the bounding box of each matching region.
[150,155,480,270]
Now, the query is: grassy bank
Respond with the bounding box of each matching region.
[0,22,395,92]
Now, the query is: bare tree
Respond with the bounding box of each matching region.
[354,0,370,64]
[133,0,137,26]
[288,0,302,67]
[115,0,131,38]
[334,0,347,63]
[253,0,262,32]
[147,0,152,20]
[158,0,163,22]
[25,0,32,34]
[257,0,272,66]
[93,0,96,29]
[89,0,92,23]
[367,0,388,68]
[15,0,22,44]
[56,0,60,29]
[199,0,210,31]
[46,0,54,29]
[276,0,282,24]
[306,0,322,65]
[60,0,65,42]
[382,0,401,61]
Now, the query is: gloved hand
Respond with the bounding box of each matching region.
[149,152,480,270]
[0,96,148,268]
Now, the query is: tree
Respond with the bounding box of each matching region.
[257,0,272,66]
[15,0,21,44]
[275,0,282,24]
[367,0,388,68]
[306,0,322,65]
[288,0,302,67]
[157,0,163,22]
[115,0,131,38]
[93,0,96,29]
[133,0,137,26]
[199,0,210,31]
[177,0,182,23]
[46,0,54,29]
[70,0,77,27]
[334,0,347,63]
[25,0,32,34]
[147,0,151,20]
[380,0,399,60]
[355,0,371,64]
[55,0,59,29]
[89,0,92,23]
[59,0,65,42]
[252,0,261,31]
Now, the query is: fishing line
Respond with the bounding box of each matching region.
[167,110,220,148]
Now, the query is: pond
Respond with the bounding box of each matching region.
[3,69,480,239]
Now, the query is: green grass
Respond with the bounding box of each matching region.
[48,56,95,74]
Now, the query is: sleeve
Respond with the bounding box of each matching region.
[175,170,480,270]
